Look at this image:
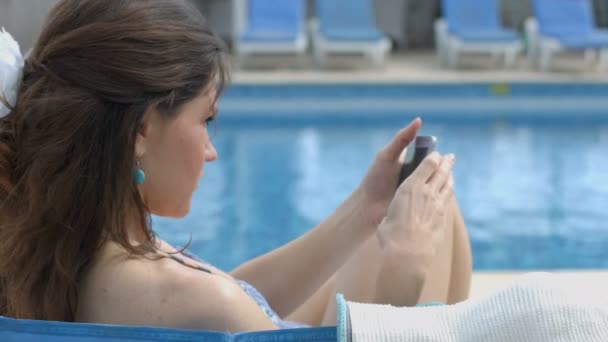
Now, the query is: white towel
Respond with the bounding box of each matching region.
[338,272,608,342]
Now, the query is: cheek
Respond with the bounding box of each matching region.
[144,123,208,217]
[152,125,206,187]
[176,125,207,175]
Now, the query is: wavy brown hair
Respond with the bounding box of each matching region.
[0,0,229,321]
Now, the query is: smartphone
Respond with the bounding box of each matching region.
[397,136,437,187]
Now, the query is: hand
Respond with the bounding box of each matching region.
[355,118,422,227]
[376,152,456,275]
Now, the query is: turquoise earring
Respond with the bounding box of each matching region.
[134,160,146,185]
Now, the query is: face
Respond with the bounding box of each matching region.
[136,85,218,218]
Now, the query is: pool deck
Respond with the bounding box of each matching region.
[234,51,608,299]
[233,51,608,84]
[471,271,608,298]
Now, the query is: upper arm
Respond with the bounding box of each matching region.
[78,256,278,333]
[166,273,279,332]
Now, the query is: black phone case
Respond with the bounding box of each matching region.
[397,137,437,187]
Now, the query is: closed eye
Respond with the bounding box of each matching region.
[204,107,218,126]
[205,111,218,138]
[205,115,216,125]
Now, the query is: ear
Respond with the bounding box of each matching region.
[135,106,156,158]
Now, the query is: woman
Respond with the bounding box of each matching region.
[0,0,472,332]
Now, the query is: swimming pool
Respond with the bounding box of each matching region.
[153,83,608,271]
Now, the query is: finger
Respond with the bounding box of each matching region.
[409,151,442,183]
[382,118,422,161]
[439,173,455,204]
[428,154,455,193]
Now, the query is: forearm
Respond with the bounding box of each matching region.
[373,245,427,307]
[230,190,379,317]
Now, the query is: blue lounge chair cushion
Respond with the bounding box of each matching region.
[534,0,594,35]
[443,0,505,35]
[315,0,386,42]
[319,28,385,42]
[533,0,608,49]
[238,0,304,43]
[534,0,608,49]
[549,30,608,49]
[240,30,300,43]
[450,29,520,43]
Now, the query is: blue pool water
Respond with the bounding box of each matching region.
[154,83,608,271]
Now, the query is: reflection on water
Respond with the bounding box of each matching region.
[154,121,608,271]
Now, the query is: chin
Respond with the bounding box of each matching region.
[154,201,191,218]
[176,201,192,218]
[169,205,191,218]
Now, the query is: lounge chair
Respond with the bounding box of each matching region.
[0,315,338,341]
[526,0,608,71]
[311,0,391,68]
[234,0,308,67]
[434,0,522,69]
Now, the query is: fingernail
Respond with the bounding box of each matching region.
[447,154,456,162]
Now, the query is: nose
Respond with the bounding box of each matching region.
[205,142,218,162]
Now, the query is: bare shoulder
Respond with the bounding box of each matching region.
[77,243,277,332]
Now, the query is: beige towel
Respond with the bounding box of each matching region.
[340,272,608,342]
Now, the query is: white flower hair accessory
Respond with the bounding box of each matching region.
[0,28,24,118]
